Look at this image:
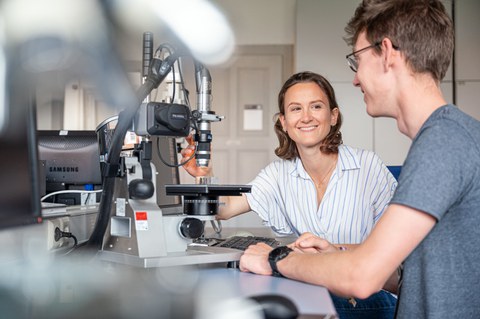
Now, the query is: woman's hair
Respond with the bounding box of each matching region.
[344,0,453,83]
[274,71,343,160]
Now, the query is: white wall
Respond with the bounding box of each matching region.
[294,0,480,166]
[454,0,480,120]
[295,0,412,164]
[210,0,411,165]
[211,0,480,167]
[212,0,296,45]
[38,0,479,151]
[112,0,296,62]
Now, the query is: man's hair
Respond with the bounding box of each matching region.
[344,0,454,82]
[274,71,343,160]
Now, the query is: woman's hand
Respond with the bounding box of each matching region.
[180,134,212,177]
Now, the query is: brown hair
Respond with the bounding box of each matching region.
[344,0,454,82]
[274,71,343,160]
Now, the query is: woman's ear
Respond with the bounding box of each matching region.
[279,114,286,132]
[331,108,339,126]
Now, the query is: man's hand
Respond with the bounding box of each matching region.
[239,243,274,275]
[291,232,338,254]
[180,134,212,177]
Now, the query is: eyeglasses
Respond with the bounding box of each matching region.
[345,42,381,72]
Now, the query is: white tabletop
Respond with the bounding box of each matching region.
[194,267,338,318]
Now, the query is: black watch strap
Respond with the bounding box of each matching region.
[268,246,293,277]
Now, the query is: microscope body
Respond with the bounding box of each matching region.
[102,141,210,260]
[98,43,246,267]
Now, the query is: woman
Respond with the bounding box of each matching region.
[182,71,397,318]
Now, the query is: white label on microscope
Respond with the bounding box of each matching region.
[116,198,126,216]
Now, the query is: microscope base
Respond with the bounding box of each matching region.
[98,246,242,268]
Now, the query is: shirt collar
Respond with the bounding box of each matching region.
[337,145,360,171]
[289,145,360,179]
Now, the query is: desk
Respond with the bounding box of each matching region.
[2,218,336,318]
[195,267,338,318]
[191,229,338,317]
[0,255,337,318]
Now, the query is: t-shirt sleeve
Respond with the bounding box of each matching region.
[391,121,475,220]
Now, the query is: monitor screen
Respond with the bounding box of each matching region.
[37,130,102,204]
[150,136,182,214]
[0,98,42,229]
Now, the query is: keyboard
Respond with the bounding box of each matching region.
[212,236,282,251]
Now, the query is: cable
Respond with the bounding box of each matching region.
[177,57,190,106]
[156,137,196,168]
[41,189,103,202]
[210,220,222,234]
[54,227,79,256]
[84,193,92,205]
[171,63,176,102]
[154,44,177,102]
[54,227,78,247]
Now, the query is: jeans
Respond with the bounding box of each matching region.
[330,290,397,319]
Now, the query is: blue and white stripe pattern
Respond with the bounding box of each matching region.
[245,145,397,244]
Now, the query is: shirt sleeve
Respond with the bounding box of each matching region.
[245,161,294,234]
[369,152,398,222]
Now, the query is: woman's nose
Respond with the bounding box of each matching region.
[301,109,313,121]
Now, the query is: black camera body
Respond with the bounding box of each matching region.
[134,102,191,137]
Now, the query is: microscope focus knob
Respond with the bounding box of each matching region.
[179,217,204,239]
[128,179,154,199]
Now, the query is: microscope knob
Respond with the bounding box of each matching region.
[179,217,204,239]
[128,179,154,199]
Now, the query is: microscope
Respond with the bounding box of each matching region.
[97,34,250,268]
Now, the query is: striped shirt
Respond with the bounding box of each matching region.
[245,145,397,244]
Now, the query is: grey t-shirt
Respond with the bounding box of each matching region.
[390,105,480,318]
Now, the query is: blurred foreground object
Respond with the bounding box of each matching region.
[0,0,235,132]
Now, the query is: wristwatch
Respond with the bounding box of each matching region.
[268,246,293,277]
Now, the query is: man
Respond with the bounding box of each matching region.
[239,0,480,318]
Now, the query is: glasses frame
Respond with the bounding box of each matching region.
[345,41,381,73]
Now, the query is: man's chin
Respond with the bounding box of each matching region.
[365,107,379,118]
[365,105,386,118]
[367,110,394,119]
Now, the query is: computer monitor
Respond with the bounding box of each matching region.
[150,136,183,214]
[37,130,102,205]
[0,97,42,229]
